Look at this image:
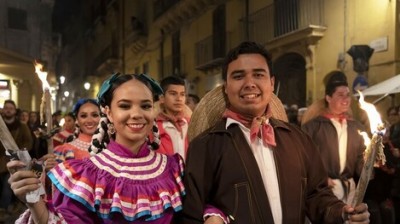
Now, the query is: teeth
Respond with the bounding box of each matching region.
[242,94,257,99]
[128,124,144,128]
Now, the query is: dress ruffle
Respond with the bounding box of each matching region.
[48,141,185,221]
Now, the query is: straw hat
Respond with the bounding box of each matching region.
[188,85,288,141]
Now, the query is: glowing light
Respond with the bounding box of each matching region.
[34,61,50,90]
[84,82,91,90]
[357,91,385,134]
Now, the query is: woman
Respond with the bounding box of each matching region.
[52,100,99,162]
[18,110,30,124]
[52,112,76,148]
[7,73,185,223]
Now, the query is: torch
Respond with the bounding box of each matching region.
[34,61,54,154]
[351,92,386,207]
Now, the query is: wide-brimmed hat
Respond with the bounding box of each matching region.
[188,85,288,141]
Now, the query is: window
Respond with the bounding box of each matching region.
[8,7,28,30]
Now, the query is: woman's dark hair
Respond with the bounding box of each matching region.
[89,74,162,155]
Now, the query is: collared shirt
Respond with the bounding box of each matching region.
[163,118,189,159]
[226,118,282,224]
[330,119,348,173]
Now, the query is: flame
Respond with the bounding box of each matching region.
[357,91,384,134]
[34,61,50,90]
[359,131,370,147]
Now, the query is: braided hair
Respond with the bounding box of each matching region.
[88,73,163,155]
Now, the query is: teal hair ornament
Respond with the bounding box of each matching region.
[97,73,120,103]
[139,73,164,95]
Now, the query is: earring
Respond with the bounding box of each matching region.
[107,123,116,135]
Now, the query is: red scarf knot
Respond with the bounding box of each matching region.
[223,108,276,147]
[157,112,186,137]
[323,112,350,124]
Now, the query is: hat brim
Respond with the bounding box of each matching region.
[188,85,288,141]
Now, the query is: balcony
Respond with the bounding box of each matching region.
[153,0,229,33]
[124,19,147,55]
[92,44,121,74]
[244,0,326,49]
[195,35,226,72]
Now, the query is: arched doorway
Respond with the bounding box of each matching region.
[274,53,306,107]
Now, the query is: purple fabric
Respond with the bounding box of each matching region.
[52,189,174,223]
[48,140,184,223]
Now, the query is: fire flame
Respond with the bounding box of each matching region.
[34,61,50,90]
[357,91,384,134]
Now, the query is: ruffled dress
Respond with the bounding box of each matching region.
[53,133,92,162]
[45,140,185,223]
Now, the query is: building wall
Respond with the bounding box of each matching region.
[0,0,56,112]
[56,0,399,117]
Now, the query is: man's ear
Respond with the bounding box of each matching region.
[159,95,165,104]
[223,81,227,95]
[271,76,275,92]
[325,95,331,104]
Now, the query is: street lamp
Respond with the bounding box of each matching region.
[84,82,91,90]
[64,91,69,97]
[60,76,65,84]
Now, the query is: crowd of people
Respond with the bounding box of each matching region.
[2,40,400,223]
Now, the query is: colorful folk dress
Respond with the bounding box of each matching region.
[17,140,185,223]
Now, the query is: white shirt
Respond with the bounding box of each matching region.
[163,118,188,160]
[226,118,282,224]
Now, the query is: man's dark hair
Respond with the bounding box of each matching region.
[4,99,17,108]
[188,94,200,104]
[324,70,348,96]
[222,41,274,81]
[160,76,186,93]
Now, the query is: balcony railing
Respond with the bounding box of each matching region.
[153,0,180,20]
[244,0,324,45]
[92,44,119,72]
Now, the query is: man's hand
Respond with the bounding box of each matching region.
[205,216,224,224]
[343,203,370,223]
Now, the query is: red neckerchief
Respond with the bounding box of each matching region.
[223,107,276,147]
[157,112,186,137]
[323,112,350,124]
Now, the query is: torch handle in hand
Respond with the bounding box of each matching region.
[351,133,382,207]
[0,115,20,151]
[44,89,53,154]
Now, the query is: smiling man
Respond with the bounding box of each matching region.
[180,42,370,224]
[302,71,366,205]
[156,75,190,159]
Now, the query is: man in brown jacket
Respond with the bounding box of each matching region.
[180,41,369,224]
[0,100,32,221]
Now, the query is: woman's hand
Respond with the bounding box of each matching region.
[7,160,41,203]
[40,153,57,171]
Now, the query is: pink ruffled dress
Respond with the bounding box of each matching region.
[43,140,185,223]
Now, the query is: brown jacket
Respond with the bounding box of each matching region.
[180,118,346,224]
[0,119,33,173]
[302,116,365,180]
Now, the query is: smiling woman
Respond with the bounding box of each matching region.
[7,73,185,224]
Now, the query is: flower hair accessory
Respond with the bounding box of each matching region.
[72,98,98,115]
[139,73,164,96]
[97,73,120,104]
